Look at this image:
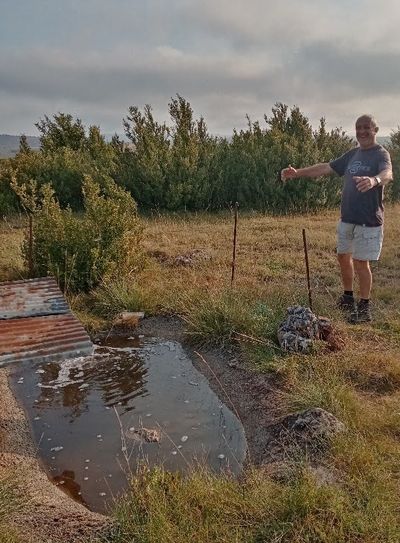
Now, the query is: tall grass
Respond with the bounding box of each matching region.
[106,459,400,543]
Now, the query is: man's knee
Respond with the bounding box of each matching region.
[353,258,370,272]
[337,253,352,265]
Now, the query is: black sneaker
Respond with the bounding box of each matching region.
[337,294,356,312]
[349,301,372,324]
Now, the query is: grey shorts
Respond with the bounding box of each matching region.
[336,221,383,261]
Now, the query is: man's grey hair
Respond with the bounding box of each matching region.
[356,114,378,129]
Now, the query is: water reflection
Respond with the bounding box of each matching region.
[53,470,87,507]
[34,344,148,418]
[10,335,247,513]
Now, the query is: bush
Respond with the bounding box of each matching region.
[12,176,143,292]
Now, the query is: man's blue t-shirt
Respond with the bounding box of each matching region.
[330,144,392,227]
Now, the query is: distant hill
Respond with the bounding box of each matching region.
[0,135,41,158]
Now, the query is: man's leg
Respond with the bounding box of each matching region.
[336,253,356,311]
[337,253,354,291]
[353,259,372,299]
[350,259,373,323]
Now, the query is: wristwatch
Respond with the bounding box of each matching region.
[374,176,382,187]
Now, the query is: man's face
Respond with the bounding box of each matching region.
[355,118,378,149]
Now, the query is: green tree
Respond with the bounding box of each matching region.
[167,95,216,210]
[120,104,170,208]
[36,113,86,152]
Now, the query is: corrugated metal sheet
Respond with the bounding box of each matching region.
[0,277,93,367]
[0,314,94,365]
[0,277,69,319]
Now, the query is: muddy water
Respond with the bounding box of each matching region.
[9,335,247,513]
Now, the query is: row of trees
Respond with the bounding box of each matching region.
[1,97,400,215]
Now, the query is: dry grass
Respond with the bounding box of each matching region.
[0,217,25,282]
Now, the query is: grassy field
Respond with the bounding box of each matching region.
[1,207,400,542]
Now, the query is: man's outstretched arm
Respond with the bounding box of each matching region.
[281,162,334,182]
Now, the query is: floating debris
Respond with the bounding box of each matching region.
[181,435,188,443]
[126,427,161,443]
[50,446,63,452]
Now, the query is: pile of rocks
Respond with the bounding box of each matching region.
[277,306,343,353]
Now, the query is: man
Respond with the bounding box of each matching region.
[281,115,393,323]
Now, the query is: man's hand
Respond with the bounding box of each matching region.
[353,176,376,193]
[281,165,298,182]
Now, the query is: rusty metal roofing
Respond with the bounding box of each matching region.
[0,277,69,319]
[0,314,94,366]
[0,277,93,367]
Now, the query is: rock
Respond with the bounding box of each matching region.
[264,407,345,462]
[172,249,211,267]
[318,316,345,352]
[114,311,145,327]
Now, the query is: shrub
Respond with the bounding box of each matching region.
[11,176,143,292]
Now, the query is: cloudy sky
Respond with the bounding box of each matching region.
[1,0,399,137]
